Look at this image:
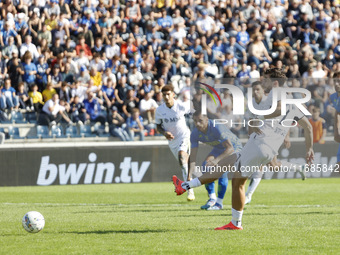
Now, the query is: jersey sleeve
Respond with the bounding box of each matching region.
[190,128,199,148]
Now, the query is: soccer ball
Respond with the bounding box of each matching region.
[22,211,45,233]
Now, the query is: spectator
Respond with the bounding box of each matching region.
[2,36,18,60]
[126,107,144,141]
[50,64,63,89]
[0,21,21,48]
[71,80,88,103]
[75,36,92,59]
[38,23,52,46]
[248,34,272,67]
[309,107,327,144]
[42,82,57,102]
[109,106,130,141]
[17,82,31,110]
[122,89,139,118]
[1,78,19,111]
[128,65,143,89]
[89,66,102,88]
[157,9,173,40]
[83,91,106,125]
[38,93,72,126]
[69,95,86,124]
[28,84,44,112]
[196,9,216,37]
[139,92,158,124]
[102,77,116,109]
[21,51,37,88]
[236,23,250,49]
[20,35,39,60]
[51,38,64,58]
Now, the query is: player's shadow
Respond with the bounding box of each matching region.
[69,229,170,234]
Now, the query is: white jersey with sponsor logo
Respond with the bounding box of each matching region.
[155,100,190,143]
[248,95,268,119]
[255,105,304,154]
[248,91,304,154]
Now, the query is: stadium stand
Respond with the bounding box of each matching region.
[0,0,338,142]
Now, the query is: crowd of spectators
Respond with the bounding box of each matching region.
[0,0,339,140]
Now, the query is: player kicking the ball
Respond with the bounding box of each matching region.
[173,69,314,230]
[245,81,306,205]
[156,85,195,201]
[189,111,243,210]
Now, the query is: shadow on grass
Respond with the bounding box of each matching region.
[74,208,200,214]
[67,229,172,234]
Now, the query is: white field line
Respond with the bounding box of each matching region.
[1,203,338,208]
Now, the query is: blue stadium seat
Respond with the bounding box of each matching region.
[26,112,37,124]
[8,126,24,139]
[80,125,96,137]
[51,125,66,138]
[65,125,80,138]
[11,111,26,124]
[36,125,52,139]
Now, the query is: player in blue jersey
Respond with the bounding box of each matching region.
[188,111,243,210]
[330,72,340,167]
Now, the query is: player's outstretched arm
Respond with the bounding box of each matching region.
[298,116,314,165]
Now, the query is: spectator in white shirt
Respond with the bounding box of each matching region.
[39,93,72,126]
[139,92,158,124]
[20,35,39,60]
[128,65,143,89]
[105,36,120,59]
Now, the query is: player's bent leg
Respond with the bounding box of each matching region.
[231,174,248,211]
[215,174,247,230]
[172,154,237,196]
[178,150,195,201]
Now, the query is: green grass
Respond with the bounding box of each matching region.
[0,179,339,255]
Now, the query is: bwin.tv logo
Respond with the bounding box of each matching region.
[199,82,312,116]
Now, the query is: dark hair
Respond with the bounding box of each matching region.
[161,85,174,93]
[264,68,287,87]
[252,81,262,87]
[193,109,202,117]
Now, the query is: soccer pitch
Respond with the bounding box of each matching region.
[0,179,339,254]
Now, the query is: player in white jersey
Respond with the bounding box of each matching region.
[155,85,195,201]
[244,81,306,205]
[173,68,314,230]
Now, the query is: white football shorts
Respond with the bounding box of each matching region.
[235,134,276,178]
[169,136,191,161]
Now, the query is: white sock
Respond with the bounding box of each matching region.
[209,193,217,200]
[231,208,243,227]
[246,178,262,197]
[181,164,188,180]
[216,198,223,206]
[280,161,301,172]
[182,178,201,190]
